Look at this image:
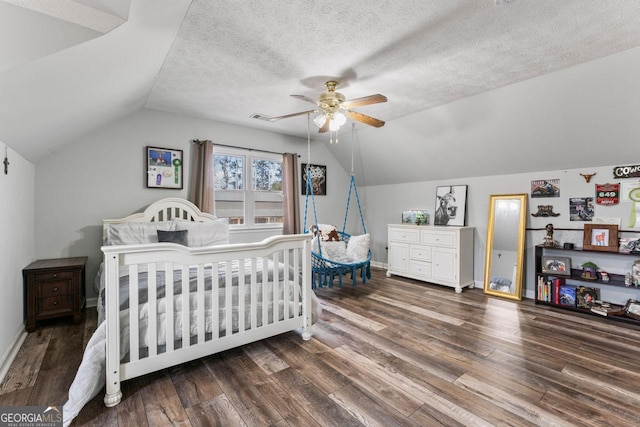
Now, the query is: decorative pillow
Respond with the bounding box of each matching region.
[490,276,512,287]
[320,241,350,264]
[157,229,189,246]
[105,221,174,245]
[346,233,370,262]
[172,218,229,247]
[310,224,340,241]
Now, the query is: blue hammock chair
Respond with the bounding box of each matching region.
[304,168,371,289]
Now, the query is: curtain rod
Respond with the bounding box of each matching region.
[192,140,300,158]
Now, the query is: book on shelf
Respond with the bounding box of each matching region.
[590,301,625,316]
[553,278,564,305]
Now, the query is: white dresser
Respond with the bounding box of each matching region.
[387,224,474,293]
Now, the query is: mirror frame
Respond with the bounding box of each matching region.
[483,193,528,301]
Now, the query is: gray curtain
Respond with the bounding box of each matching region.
[188,139,215,214]
[282,152,300,234]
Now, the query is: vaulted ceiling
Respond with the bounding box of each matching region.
[2,0,640,185]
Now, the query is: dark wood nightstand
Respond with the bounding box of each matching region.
[23,257,87,332]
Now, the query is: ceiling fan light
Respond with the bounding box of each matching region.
[313,114,326,128]
[333,112,347,126]
[329,119,341,131]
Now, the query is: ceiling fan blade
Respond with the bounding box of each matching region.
[250,110,317,122]
[291,94,320,106]
[344,110,385,128]
[341,94,387,109]
[318,117,329,133]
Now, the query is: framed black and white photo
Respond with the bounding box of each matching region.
[301,163,327,196]
[146,146,183,189]
[434,185,467,226]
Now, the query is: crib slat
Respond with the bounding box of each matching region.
[261,257,268,327]
[238,259,245,333]
[225,262,233,336]
[212,262,219,339]
[181,265,189,349]
[197,264,205,343]
[165,262,174,353]
[129,264,139,362]
[148,263,158,357]
[284,249,290,320]
[293,247,299,319]
[250,258,257,331]
[273,251,280,324]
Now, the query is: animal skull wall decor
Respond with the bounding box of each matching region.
[580,172,596,183]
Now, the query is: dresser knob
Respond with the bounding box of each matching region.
[53,287,59,292]
[53,300,58,306]
[52,274,58,279]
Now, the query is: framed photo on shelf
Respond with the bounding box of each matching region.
[146,146,183,189]
[434,185,467,226]
[583,224,619,252]
[541,256,571,276]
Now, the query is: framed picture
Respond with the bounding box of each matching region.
[583,224,619,252]
[541,256,571,276]
[146,146,183,189]
[531,179,560,198]
[434,185,467,226]
[301,163,326,196]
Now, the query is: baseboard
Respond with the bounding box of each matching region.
[370,261,386,270]
[86,297,98,308]
[0,326,27,385]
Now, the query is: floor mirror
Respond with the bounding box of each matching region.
[483,194,527,300]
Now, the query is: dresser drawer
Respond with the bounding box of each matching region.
[38,294,74,315]
[38,281,71,298]
[410,245,431,261]
[410,260,431,278]
[34,271,73,282]
[422,231,456,247]
[389,228,419,244]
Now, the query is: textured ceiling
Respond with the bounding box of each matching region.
[146,0,640,139]
[2,0,640,185]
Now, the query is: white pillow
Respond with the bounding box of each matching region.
[320,241,350,264]
[105,221,174,245]
[172,218,229,247]
[346,233,370,262]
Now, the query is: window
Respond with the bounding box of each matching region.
[213,148,283,227]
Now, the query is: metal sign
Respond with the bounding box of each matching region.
[596,183,620,205]
[613,164,640,179]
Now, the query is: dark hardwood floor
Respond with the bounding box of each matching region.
[2,267,640,426]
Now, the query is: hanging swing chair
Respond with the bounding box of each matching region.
[303,121,371,289]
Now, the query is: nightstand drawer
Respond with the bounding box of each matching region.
[38,281,71,298]
[34,271,73,282]
[38,294,74,314]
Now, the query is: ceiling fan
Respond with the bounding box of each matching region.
[251,81,387,136]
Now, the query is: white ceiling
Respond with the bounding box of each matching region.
[2,0,640,185]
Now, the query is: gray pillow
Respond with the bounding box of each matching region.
[157,229,189,246]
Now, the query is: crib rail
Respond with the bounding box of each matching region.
[102,234,312,407]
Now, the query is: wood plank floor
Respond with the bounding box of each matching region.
[2,267,640,426]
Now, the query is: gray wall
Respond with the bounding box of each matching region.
[363,164,640,303]
[34,109,351,302]
[0,145,34,377]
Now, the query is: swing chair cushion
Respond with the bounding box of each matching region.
[346,233,370,262]
[312,237,350,263]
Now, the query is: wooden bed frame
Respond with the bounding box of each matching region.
[101,198,312,407]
